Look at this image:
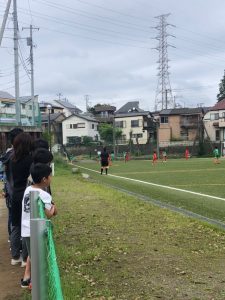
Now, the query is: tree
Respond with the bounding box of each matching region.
[82,136,93,146]
[98,123,122,143]
[87,103,110,115]
[217,70,225,102]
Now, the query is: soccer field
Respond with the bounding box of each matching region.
[76,157,225,224]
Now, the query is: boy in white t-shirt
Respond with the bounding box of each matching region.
[21,163,57,288]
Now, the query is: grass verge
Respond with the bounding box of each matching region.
[41,160,225,300]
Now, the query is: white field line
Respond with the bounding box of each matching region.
[77,164,225,202]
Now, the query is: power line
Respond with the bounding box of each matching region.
[34,0,151,31]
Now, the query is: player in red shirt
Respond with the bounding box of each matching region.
[152,151,157,166]
[185,147,190,160]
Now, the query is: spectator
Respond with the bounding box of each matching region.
[2,128,24,241]
[21,163,57,288]
[10,132,33,266]
[32,138,49,151]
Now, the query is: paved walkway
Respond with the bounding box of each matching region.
[0,192,23,299]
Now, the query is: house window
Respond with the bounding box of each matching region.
[180,130,188,139]
[29,105,32,110]
[121,134,126,141]
[132,133,143,138]
[77,123,85,128]
[160,116,168,124]
[92,124,94,129]
[67,136,81,145]
[115,121,126,128]
[70,124,73,129]
[73,124,77,129]
[216,130,220,141]
[100,111,108,117]
[131,120,140,127]
[210,113,219,120]
[22,104,25,109]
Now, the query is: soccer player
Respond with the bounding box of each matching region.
[185,147,190,160]
[213,146,220,164]
[152,151,157,166]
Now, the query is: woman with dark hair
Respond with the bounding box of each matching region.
[10,132,33,266]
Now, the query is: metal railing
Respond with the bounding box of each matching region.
[30,191,64,300]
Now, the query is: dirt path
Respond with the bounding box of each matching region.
[0,194,23,300]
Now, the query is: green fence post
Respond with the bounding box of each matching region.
[30,218,48,300]
[30,191,40,219]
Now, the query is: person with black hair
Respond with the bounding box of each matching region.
[100,147,109,175]
[32,147,53,165]
[27,147,53,194]
[10,132,33,266]
[2,128,24,241]
[21,163,57,288]
[32,138,49,151]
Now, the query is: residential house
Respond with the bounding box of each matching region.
[41,112,66,145]
[158,107,204,146]
[203,99,225,142]
[39,101,64,115]
[52,99,82,117]
[62,113,99,145]
[0,91,40,126]
[92,104,116,124]
[0,91,41,152]
[114,101,154,144]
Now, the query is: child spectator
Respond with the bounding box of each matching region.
[32,138,49,151]
[21,163,57,288]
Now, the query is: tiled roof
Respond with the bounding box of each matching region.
[116,101,144,114]
[63,113,98,122]
[115,111,151,118]
[39,102,62,109]
[210,99,225,110]
[0,91,14,99]
[159,107,203,115]
[54,99,82,113]
[41,112,64,122]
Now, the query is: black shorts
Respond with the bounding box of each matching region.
[101,161,109,167]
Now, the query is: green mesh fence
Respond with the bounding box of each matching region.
[37,197,64,300]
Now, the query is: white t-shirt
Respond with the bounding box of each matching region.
[21,185,52,237]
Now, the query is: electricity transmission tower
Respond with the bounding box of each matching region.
[153,13,175,111]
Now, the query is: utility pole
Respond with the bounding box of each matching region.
[56,93,62,100]
[13,0,21,125]
[22,25,39,126]
[0,0,12,47]
[153,13,175,111]
[84,94,90,112]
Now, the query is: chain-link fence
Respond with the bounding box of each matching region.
[30,191,63,300]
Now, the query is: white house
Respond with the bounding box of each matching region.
[52,99,82,117]
[204,99,225,142]
[62,113,99,145]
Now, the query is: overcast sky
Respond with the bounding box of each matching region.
[1,0,225,112]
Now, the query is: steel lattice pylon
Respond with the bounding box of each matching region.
[154,13,175,111]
